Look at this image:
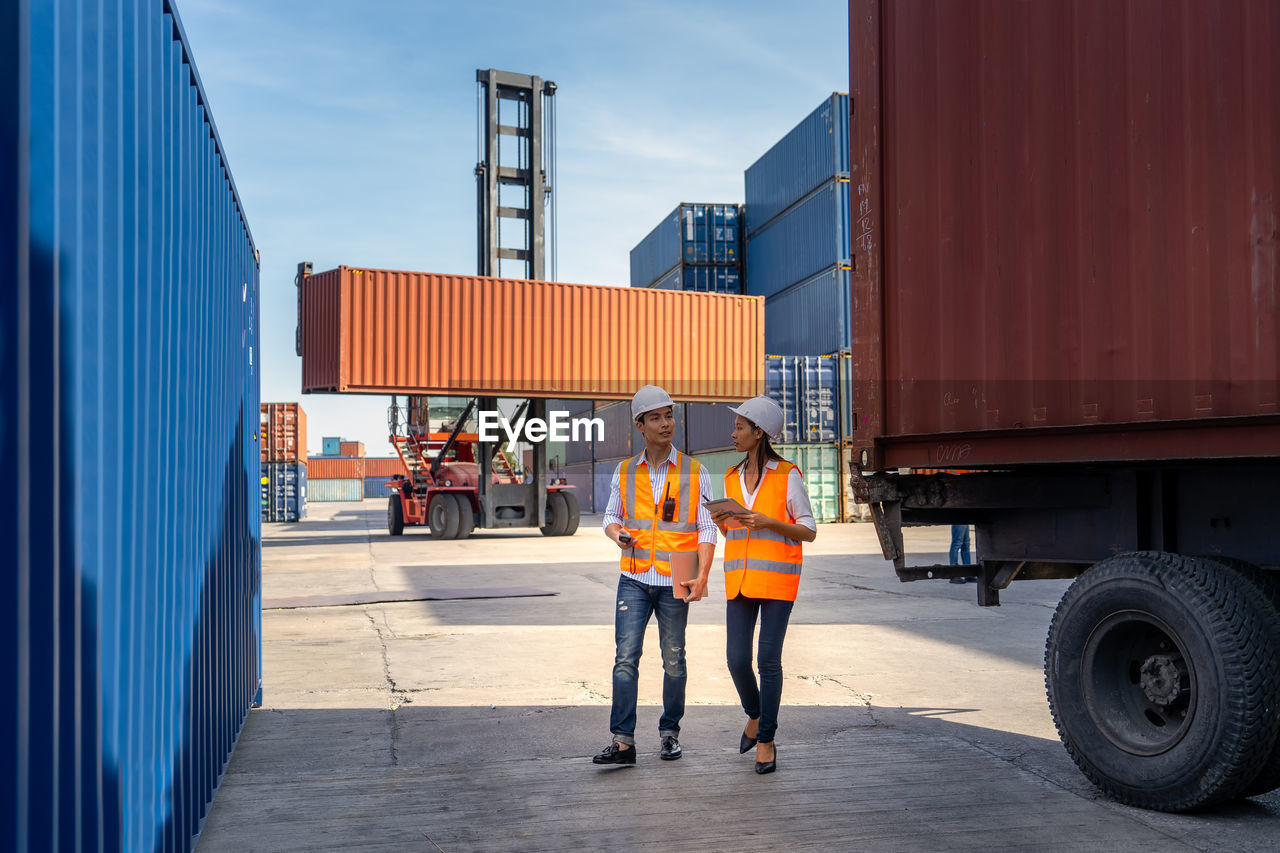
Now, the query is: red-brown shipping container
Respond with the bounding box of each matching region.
[849,0,1280,469]
[260,402,308,463]
[339,441,365,457]
[306,457,365,480]
[298,267,765,401]
[364,457,407,478]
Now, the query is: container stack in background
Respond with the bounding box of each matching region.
[619,94,860,522]
[308,434,366,501]
[630,203,743,293]
[745,93,851,357]
[261,403,308,522]
[364,457,408,498]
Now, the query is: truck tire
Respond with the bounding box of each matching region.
[387,495,405,536]
[1045,551,1280,812]
[429,493,460,540]
[452,493,475,539]
[541,491,569,537]
[1197,556,1280,797]
[559,490,581,536]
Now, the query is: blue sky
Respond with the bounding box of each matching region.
[178,0,848,456]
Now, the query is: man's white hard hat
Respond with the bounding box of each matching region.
[631,385,675,421]
[729,396,784,442]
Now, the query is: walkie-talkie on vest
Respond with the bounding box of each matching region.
[661,481,675,523]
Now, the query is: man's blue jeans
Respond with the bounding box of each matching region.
[949,524,971,565]
[609,575,688,745]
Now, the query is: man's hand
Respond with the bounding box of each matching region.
[612,529,634,550]
[679,576,708,603]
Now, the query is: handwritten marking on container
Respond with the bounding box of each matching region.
[936,443,973,464]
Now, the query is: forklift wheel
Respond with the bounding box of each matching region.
[387,495,405,536]
[429,494,461,540]
[559,490,581,536]
[452,493,475,539]
[541,491,569,537]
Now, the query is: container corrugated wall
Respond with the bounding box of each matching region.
[321,437,342,456]
[307,457,365,480]
[763,268,852,356]
[364,458,407,478]
[766,354,850,443]
[363,476,395,499]
[746,180,851,299]
[263,464,307,522]
[685,403,736,454]
[851,0,1280,467]
[260,402,307,463]
[560,462,595,512]
[6,1,261,849]
[631,203,743,292]
[744,93,849,236]
[308,480,365,503]
[339,441,365,457]
[299,267,764,401]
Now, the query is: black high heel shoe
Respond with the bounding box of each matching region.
[739,730,758,754]
[755,743,777,774]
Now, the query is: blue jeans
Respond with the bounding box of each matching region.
[949,525,971,565]
[609,575,689,745]
[725,594,794,744]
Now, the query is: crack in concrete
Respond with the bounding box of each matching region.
[365,609,411,767]
[572,680,609,703]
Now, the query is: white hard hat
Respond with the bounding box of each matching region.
[729,396,784,442]
[631,385,674,420]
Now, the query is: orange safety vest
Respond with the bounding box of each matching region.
[723,459,803,601]
[618,451,702,576]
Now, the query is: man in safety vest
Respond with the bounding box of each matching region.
[592,385,717,765]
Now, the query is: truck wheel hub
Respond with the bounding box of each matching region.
[1139,655,1184,706]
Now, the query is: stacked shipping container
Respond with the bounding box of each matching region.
[364,457,407,498]
[307,456,366,502]
[630,203,743,293]
[261,403,308,522]
[745,93,852,355]
[6,2,262,848]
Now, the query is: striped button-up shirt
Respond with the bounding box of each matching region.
[603,447,717,587]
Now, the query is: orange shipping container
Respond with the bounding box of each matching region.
[260,402,307,463]
[307,457,365,480]
[298,267,765,401]
[364,457,407,478]
[339,441,365,457]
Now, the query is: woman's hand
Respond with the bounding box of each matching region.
[735,511,772,531]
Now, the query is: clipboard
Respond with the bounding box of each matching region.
[702,497,749,528]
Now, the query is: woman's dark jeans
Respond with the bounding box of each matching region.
[725,594,794,744]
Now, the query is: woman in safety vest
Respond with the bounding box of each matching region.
[709,396,816,774]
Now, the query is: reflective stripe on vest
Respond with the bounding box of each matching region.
[619,450,702,576]
[723,459,803,601]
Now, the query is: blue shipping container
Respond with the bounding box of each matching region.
[764,268,853,356]
[766,355,850,443]
[649,264,742,294]
[321,436,343,456]
[744,93,850,237]
[309,479,365,502]
[5,1,262,850]
[363,476,397,499]
[263,463,308,522]
[630,203,741,288]
[746,178,851,299]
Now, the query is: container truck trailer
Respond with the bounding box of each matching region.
[849,0,1280,811]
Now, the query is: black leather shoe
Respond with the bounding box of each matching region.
[592,742,635,765]
[739,730,758,754]
[660,736,682,761]
[755,744,777,774]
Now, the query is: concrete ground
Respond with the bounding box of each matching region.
[198,501,1280,851]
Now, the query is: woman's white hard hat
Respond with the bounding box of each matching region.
[729,396,784,442]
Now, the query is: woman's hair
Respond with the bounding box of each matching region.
[741,420,783,473]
